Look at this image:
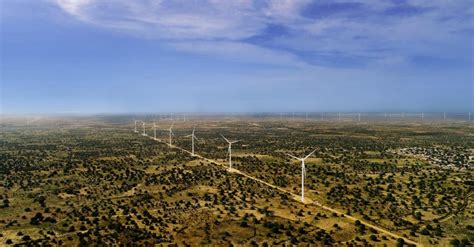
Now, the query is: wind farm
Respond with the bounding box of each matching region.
[1,0,473,246]
[0,114,472,246]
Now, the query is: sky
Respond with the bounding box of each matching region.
[1,0,473,113]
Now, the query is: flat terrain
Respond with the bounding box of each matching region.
[0,115,473,246]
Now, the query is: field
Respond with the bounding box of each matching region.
[0,115,473,246]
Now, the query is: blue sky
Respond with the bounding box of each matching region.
[1,0,472,113]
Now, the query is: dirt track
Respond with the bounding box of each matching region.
[143,133,422,246]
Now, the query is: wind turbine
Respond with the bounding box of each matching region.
[358,113,361,122]
[287,149,317,203]
[153,121,157,140]
[142,122,146,136]
[185,126,199,156]
[221,135,239,170]
[166,124,174,146]
[134,120,138,133]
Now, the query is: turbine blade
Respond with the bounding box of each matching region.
[286,153,300,160]
[304,149,317,160]
[193,135,199,141]
[221,134,230,143]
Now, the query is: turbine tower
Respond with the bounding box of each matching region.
[166,124,174,146]
[153,121,157,140]
[142,122,146,136]
[185,126,199,156]
[221,135,239,170]
[358,113,361,122]
[287,149,317,203]
[134,120,138,133]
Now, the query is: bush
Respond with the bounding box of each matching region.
[397,238,405,247]
[450,239,460,246]
[420,228,430,235]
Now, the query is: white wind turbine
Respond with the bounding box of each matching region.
[142,122,146,136]
[287,149,317,203]
[185,126,198,156]
[153,121,157,140]
[134,120,138,133]
[166,124,174,146]
[221,135,239,170]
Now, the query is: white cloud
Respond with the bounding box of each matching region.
[55,0,269,40]
[169,40,308,68]
[56,0,94,21]
[54,0,473,68]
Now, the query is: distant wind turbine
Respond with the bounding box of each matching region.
[142,122,146,136]
[221,135,239,170]
[153,121,157,140]
[185,126,199,156]
[134,120,138,133]
[166,124,174,146]
[287,149,317,203]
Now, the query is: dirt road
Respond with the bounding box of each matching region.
[143,134,421,246]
